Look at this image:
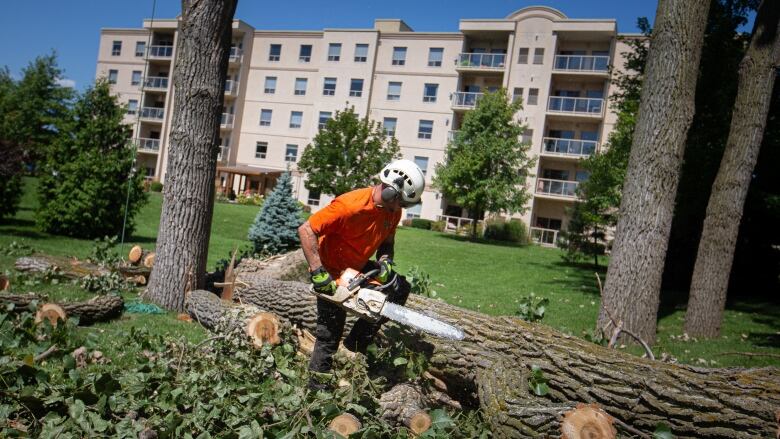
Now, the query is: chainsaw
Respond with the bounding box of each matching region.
[310,267,465,341]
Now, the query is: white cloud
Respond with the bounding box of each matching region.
[56,78,76,88]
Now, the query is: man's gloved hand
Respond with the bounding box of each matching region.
[377,257,394,283]
[310,267,337,295]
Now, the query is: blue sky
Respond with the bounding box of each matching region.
[0,1,664,91]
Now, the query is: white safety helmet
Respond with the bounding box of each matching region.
[379,159,426,206]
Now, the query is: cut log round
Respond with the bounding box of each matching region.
[0,275,9,291]
[128,245,146,265]
[35,303,66,326]
[379,383,431,434]
[143,252,155,269]
[329,413,361,437]
[1,293,123,326]
[245,312,281,347]
[232,272,780,438]
[560,403,616,439]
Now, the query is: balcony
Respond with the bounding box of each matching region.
[144,76,168,90]
[217,145,229,161]
[456,53,506,72]
[229,47,243,63]
[220,113,234,129]
[447,130,460,143]
[451,92,483,110]
[535,178,579,199]
[547,96,604,118]
[530,227,560,247]
[136,137,161,153]
[147,45,173,59]
[139,107,164,121]
[553,55,610,74]
[541,137,597,159]
[224,80,239,95]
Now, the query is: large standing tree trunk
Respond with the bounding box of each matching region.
[598,0,711,344]
[685,1,780,338]
[146,0,238,311]
[230,272,780,438]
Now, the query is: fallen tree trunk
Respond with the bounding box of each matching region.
[379,383,432,435]
[0,293,124,326]
[232,273,780,438]
[15,255,150,285]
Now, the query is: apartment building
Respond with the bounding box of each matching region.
[95,6,632,245]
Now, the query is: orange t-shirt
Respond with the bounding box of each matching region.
[308,187,401,277]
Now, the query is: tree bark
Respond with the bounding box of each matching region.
[685,1,780,337]
[145,0,238,312]
[14,255,150,285]
[598,0,711,344]
[0,293,124,326]
[378,383,432,434]
[232,273,780,438]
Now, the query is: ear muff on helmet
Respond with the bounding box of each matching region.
[380,176,404,203]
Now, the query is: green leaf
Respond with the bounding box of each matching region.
[428,409,455,430]
[392,357,408,366]
[531,382,549,396]
[653,422,674,439]
[346,403,367,415]
[94,373,121,395]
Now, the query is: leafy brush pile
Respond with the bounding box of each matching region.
[0,305,490,438]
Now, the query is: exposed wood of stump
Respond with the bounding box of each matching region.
[184,289,287,349]
[329,413,361,437]
[0,275,9,291]
[0,293,124,326]
[560,403,616,439]
[15,255,150,285]
[143,252,155,269]
[128,245,147,265]
[35,303,66,326]
[379,383,432,434]
[232,273,780,438]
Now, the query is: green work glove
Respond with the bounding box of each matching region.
[377,258,394,283]
[311,267,337,295]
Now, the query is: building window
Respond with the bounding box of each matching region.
[513,88,523,104]
[528,88,539,105]
[536,216,562,230]
[521,128,533,144]
[423,83,438,103]
[290,111,303,128]
[112,41,122,56]
[294,78,307,96]
[533,48,545,65]
[383,117,397,137]
[260,109,272,126]
[349,79,364,97]
[131,71,142,86]
[517,47,529,64]
[255,141,268,159]
[413,156,429,176]
[299,44,312,62]
[108,70,118,84]
[323,77,337,96]
[127,99,138,115]
[307,189,321,206]
[269,44,281,61]
[318,111,332,129]
[392,47,407,65]
[354,44,368,62]
[264,76,277,94]
[135,41,145,57]
[428,48,443,67]
[328,43,341,61]
[285,144,298,162]
[418,120,433,139]
[576,170,590,182]
[387,82,402,101]
[405,203,422,219]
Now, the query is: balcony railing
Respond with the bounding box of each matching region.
[530,227,560,246]
[456,53,506,69]
[224,80,239,95]
[221,113,234,128]
[143,76,168,90]
[217,145,229,161]
[451,92,484,109]
[136,137,161,152]
[147,45,173,58]
[553,55,610,73]
[139,107,164,120]
[447,130,460,142]
[547,96,604,116]
[436,215,482,235]
[229,47,243,62]
[535,178,579,198]
[541,137,597,158]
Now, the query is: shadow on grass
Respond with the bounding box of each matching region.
[436,232,530,249]
[0,227,47,240]
[523,260,605,297]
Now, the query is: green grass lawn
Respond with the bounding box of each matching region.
[1,177,778,368]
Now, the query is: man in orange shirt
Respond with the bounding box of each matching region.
[298,160,426,389]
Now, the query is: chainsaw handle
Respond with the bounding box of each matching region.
[348,268,381,290]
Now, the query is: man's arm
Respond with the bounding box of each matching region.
[376,232,395,261]
[298,221,323,271]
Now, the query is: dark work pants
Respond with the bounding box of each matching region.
[309,261,411,374]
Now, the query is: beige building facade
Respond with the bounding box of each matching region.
[95,6,632,245]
